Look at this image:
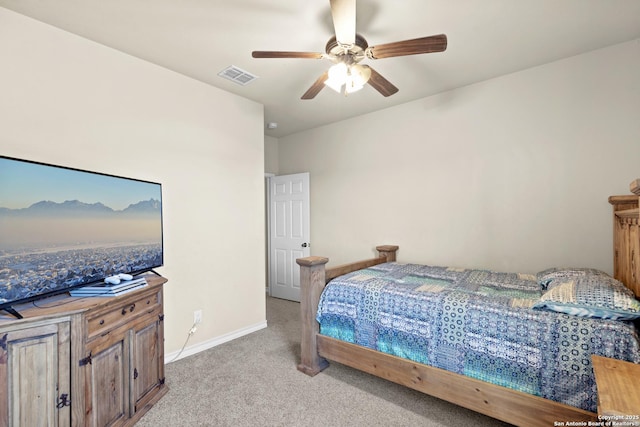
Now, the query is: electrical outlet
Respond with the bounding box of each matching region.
[194,309,202,325]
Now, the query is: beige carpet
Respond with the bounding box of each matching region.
[137,296,511,426]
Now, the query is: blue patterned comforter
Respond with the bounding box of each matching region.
[316,262,640,412]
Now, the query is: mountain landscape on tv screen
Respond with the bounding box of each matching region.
[0,198,162,250]
[0,198,160,217]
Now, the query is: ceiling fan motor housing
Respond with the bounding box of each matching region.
[325,33,368,63]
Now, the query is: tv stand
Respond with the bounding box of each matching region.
[0,274,167,426]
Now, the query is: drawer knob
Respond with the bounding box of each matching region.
[130,303,136,312]
[99,319,105,325]
[121,308,127,315]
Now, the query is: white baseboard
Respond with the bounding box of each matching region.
[164,320,267,364]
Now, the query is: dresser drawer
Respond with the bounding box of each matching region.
[86,290,161,339]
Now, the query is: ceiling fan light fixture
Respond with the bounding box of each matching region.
[346,64,371,93]
[325,62,348,93]
[325,62,371,94]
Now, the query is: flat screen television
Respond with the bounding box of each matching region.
[0,155,163,318]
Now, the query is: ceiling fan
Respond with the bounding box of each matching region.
[251,0,447,99]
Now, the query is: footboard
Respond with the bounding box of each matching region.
[295,245,398,375]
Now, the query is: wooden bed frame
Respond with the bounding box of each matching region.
[296,189,640,427]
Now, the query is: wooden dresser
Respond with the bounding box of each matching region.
[0,274,167,426]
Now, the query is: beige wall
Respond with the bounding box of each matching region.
[278,39,640,275]
[0,8,266,359]
[264,135,279,175]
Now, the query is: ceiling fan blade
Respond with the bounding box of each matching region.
[330,0,356,46]
[367,34,447,59]
[252,51,324,59]
[366,67,398,97]
[301,71,330,100]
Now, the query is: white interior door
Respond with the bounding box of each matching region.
[268,173,310,301]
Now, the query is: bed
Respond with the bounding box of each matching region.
[296,186,640,427]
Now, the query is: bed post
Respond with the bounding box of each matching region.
[296,256,330,376]
[376,245,399,262]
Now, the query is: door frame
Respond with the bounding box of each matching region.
[265,173,275,295]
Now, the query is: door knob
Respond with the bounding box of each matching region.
[301,242,310,248]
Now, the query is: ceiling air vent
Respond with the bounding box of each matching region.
[218,66,258,86]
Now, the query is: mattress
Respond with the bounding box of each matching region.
[316,262,640,412]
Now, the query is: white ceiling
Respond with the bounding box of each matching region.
[2,0,640,138]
